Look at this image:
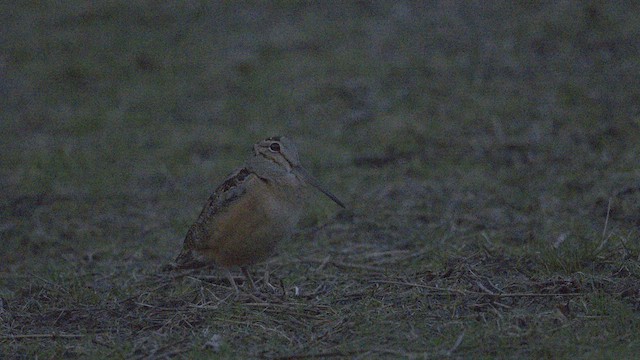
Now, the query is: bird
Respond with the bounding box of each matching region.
[172,136,344,291]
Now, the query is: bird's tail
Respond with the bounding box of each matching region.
[163,248,206,271]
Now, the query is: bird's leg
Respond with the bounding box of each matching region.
[263,263,277,292]
[241,266,256,291]
[226,269,239,292]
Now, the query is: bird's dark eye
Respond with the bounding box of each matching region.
[269,142,281,152]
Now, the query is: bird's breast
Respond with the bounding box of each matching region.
[209,176,303,267]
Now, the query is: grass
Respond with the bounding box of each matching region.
[2,1,640,358]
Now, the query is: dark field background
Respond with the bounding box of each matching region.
[2,1,640,358]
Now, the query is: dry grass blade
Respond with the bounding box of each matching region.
[0,333,85,341]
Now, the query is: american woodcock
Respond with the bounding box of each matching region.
[173,136,344,290]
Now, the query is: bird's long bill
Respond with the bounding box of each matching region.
[293,166,345,208]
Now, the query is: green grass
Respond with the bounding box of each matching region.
[2,1,640,358]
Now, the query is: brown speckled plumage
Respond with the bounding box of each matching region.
[172,136,344,290]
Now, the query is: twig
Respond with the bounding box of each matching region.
[0,274,33,278]
[329,261,384,272]
[270,350,367,359]
[243,302,321,309]
[371,280,467,295]
[492,301,513,309]
[362,250,414,259]
[0,333,84,341]
[372,280,583,297]
[476,281,496,295]
[290,258,385,272]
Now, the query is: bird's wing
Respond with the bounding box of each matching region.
[172,166,259,269]
[196,168,253,224]
[181,167,253,252]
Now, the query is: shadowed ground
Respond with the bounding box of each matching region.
[1,2,640,358]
